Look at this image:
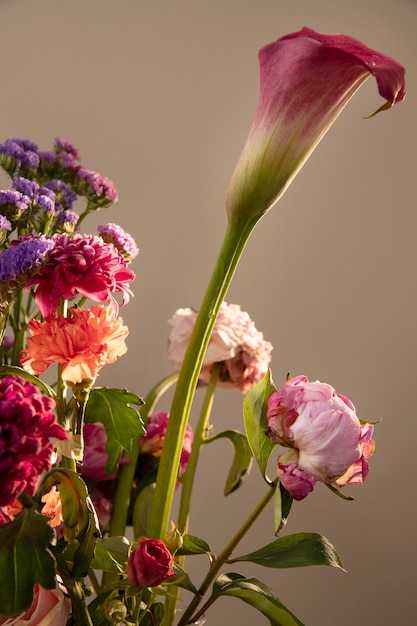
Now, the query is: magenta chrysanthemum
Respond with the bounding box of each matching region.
[25,233,135,318]
[0,375,67,508]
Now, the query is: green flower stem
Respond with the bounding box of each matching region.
[163,365,220,625]
[101,373,178,590]
[146,216,258,542]
[54,551,94,626]
[177,363,220,535]
[178,482,277,626]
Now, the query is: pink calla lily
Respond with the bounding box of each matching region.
[226,26,405,223]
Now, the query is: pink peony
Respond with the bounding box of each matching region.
[127,538,175,588]
[25,233,135,318]
[21,305,129,385]
[166,302,273,393]
[80,422,129,481]
[0,375,67,508]
[140,412,193,478]
[0,584,70,625]
[267,375,374,500]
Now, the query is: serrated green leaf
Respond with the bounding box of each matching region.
[91,536,130,573]
[85,387,144,474]
[213,573,304,626]
[205,429,253,495]
[0,509,56,618]
[243,369,276,483]
[230,532,345,571]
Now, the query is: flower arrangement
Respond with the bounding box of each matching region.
[0,26,405,626]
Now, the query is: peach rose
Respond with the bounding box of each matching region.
[0,585,70,626]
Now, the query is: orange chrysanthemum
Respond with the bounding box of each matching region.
[21,305,128,384]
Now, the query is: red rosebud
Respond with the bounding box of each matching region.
[127,538,175,588]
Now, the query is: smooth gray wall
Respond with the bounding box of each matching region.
[1,1,415,624]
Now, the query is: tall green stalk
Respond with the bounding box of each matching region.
[146,216,258,542]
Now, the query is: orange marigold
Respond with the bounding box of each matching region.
[21,305,128,384]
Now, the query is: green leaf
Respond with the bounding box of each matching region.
[243,369,276,483]
[85,387,145,474]
[91,536,130,573]
[205,429,253,495]
[40,468,101,577]
[213,573,304,626]
[230,532,345,571]
[0,365,55,397]
[274,481,293,534]
[177,534,214,560]
[0,509,56,617]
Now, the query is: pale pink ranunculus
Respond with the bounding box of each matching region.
[166,302,272,393]
[0,584,70,626]
[21,305,128,385]
[267,375,374,499]
[225,27,405,224]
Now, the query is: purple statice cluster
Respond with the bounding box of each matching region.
[0,235,55,285]
[97,222,139,259]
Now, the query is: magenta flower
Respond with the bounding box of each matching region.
[166,303,273,393]
[225,26,405,223]
[141,411,193,477]
[0,375,67,508]
[267,375,375,500]
[25,233,135,318]
[127,537,175,588]
[80,422,129,481]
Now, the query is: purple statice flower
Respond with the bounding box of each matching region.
[54,137,81,162]
[59,209,79,224]
[0,235,54,283]
[0,138,40,171]
[75,166,118,205]
[12,174,40,199]
[0,215,12,232]
[97,223,139,259]
[37,187,56,214]
[0,189,31,222]
[0,374,67,508]
[44,179,77,210]
[0,215,11,246]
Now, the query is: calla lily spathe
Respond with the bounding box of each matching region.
[225,26,406,223]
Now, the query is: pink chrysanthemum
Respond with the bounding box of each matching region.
[25,233,135,318]
[167,302,273,393]
[21,305,129,385]
[140,411,193,477]
[0,375,67,508]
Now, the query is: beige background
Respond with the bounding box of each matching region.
[1,1,415,624]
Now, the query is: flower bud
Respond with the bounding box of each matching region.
[127,537,175,588]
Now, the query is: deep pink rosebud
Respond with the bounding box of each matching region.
[226,26,405,223]
[167,302,272,393]
[267,375,375,499]
[0,375,67,508]
[127,537,175,588]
